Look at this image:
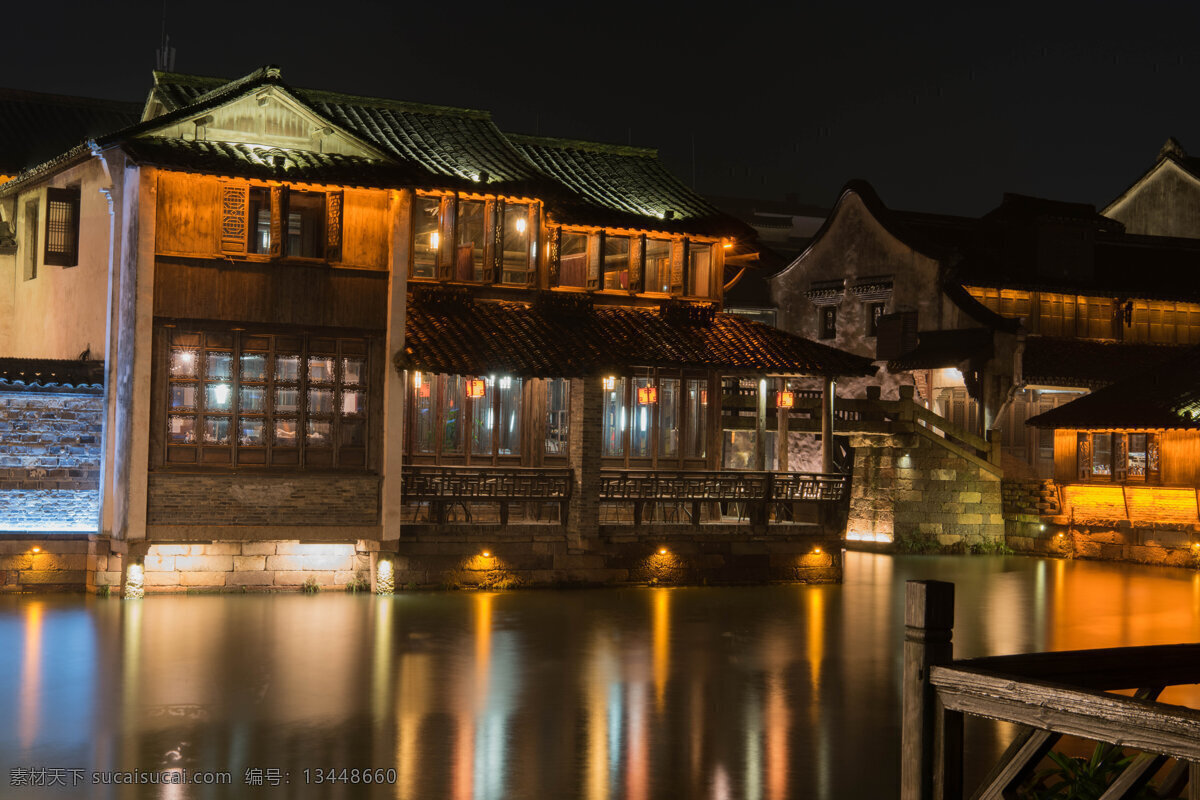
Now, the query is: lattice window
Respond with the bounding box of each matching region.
[220,184,248,254]
[43,187,79,267]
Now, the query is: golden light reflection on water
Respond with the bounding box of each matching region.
[11,556,1200,799]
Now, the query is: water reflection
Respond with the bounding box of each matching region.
[4,555,1200,798]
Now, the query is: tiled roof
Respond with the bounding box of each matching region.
[1026,345,1200,430]
[141,69,745,237]
[400,291,876,378]
[1022,337,1185,390]
[887,327,993,371]
[0,88,139,174]
[120,137,431,188]
[511,135,751,238]
[0,358,104,390]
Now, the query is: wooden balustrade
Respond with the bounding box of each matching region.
[402,466,573,525]
[902,580,1200,800]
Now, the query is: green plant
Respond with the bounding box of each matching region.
[968,538,1014,556]
[895,532,942,555]
[441,569,468,590]
[95,584,112,598]
[1025,744,1155,800]
[345,573,370,593]
[301,577,321,594]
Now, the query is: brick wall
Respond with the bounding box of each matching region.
[147,473,380,526]
[0,388,102,532]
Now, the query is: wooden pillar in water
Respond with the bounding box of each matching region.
[902,580,956,800]
[754,377,767,471]
[821,375,835,473]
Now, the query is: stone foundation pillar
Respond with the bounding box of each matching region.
[567,375,603,546]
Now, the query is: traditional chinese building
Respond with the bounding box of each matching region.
[0,66,873,592]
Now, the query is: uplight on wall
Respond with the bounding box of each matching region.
[376,558,394,595]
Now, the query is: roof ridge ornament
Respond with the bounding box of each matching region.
[1159,136,1186,162]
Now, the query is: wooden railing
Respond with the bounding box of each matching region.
[599,470,848,525]
[402,466,572,525]
[902,580,1200,800]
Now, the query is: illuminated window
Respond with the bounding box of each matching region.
[456,199,486,281]
[559,231,589,288]
[602,377,627,457]
[286,191,325,258]
[248,188,271,254]
[43,186,80,267]
[500,202,532,286]
[412,196,442,278]
[545,379,570,456]
[687,241,711,297]
[1077,431,1160,483]
[644,239,671,294]
[604,234,631,290]
[164,329,368,468]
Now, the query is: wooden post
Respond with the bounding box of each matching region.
[902,580,955,800]
[755,377,767,471]
[821,376,835,473]
[777,378,790,471]
[987,428,1002,466]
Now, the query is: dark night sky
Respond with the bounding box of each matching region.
[6,1,1200,216]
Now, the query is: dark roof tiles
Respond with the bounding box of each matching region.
[0,358,104,390]
[1022,337,1184,390]
[0,88,140,174]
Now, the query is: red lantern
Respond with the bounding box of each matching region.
[637,386,658,404]
[700,390,708,406]
[418,384,431,399]
[777,390,795,409]
[467,378,487,399]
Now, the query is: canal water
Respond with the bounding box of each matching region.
[4,552,1200,799]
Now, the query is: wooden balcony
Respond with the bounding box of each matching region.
[400,465,848,527]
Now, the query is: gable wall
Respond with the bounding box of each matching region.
[1106,162,1200,238]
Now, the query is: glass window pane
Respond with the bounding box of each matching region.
[240,353,267,381]
[1128,433,1147,478]
[342,358,365,386]
[274,418,298,445]
[206,351,233,380]
[170,349,199,377]
[341,419,365,448]
[644,240,671,293]
[470,376,494,456]
[308,388,334,415]
[275,355,300,383]
[275,388,300,414]
[308,356,335,383]
[631,377,652,458]
[443,375,464,454]
[169,383,197,411]
[688,242,711,297]
[205,382,233,411]
[497,376,522,455]
[239,386,266,413]
[249,188,271,254]
[306,419,332,447]
[203,417,231,445]
[342,389,365,416]
[560,231,588,288]
[546,379,570,455]
[167,415,195,444]
[413,374,435,454]
[501,202,530,285]
[658,378,680,458]
[239,418,264,446]
[413,196,441,278]
[457,200,486,282]
[602,377,626,457]
[287,191,325,259]
[604,235,630,290]
[1092,433,1112,476]
[685,379,707,458]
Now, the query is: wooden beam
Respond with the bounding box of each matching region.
[968,727,1060,800]
[1097,752,1168,800]
[949,644,1200,691]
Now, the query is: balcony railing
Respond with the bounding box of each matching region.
[401,466,849,527]
[599,469,848,525]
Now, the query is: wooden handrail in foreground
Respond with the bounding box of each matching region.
[902,580,1200,800]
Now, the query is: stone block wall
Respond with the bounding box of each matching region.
[1008,522,1199,567]
[147,474,380,526]
[141,541,374,592]
[0,536,113,592]
[0,388,102,532]
[847,432,1004,546]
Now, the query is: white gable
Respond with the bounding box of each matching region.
[136,87,385,159]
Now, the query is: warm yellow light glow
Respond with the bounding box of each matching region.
[637,386,658,404]
[602,376,616,391]
[31,546,40,553]
[376,559,394,595]
[482,551,491,558]
[515,217,527,233]
[658,548,667,555]
[180,351,194,364]
[430,231,440,250]
[813,547,822,554]
[723,242,733,249]
[412,372,423,389]
[777,391,795,409]
[1057,533,1065,538]
[213,383,231,405]
[467,378,486,399]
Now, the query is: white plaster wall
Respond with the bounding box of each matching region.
[9,158,112,359]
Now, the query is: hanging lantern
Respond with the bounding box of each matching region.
[700,389,708,406]
[602,376,616,391]
[637,386,658,404]
[777,390,795,409]
[418,384,431,399]
[467,378,487,399]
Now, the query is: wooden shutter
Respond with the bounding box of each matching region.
[547,226,561,287]
[219,182,249,255]
[669,239,684,294]
[270,186,284,258]
[325,191,343,263]
[629,235,645,293]
[586,233,601,289]
[44,186,80,266]
[485,200,500,284]
[1077,432,1091,480]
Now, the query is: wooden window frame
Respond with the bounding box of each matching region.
[43,186,80,267]
[219,181,342,264]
